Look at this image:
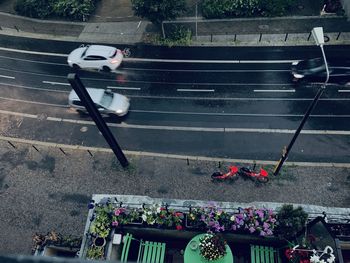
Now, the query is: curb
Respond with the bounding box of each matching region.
[2,135,350,168]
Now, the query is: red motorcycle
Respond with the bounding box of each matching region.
[211,164,269,183]
[211,165,239,181]
[239,164,269,183]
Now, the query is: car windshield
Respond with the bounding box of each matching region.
[81,47,89,58]
[99,91,114,109]
[110,49,118,58]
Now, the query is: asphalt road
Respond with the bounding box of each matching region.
[1,37,350,163]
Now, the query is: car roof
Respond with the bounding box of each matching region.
[84,45,116,58]
[69,88,105,103]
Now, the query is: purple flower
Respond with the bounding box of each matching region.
[256,210,264,219]
[266,229,273,236]
[263,222,270,229]
[249,227,255,233]
[231,225,237,231]
[112,221,119,227]
[260,231,266,236]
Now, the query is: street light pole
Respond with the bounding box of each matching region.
[67,73,129,168]
[273,27,329,176]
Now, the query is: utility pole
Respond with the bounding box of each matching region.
[67,73,129,168]
[273,27,329,176]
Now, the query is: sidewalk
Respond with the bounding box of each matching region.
[0,10,349,45]
[0,137,349,255]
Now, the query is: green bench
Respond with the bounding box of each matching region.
[120,233,166,263]
[250,245,281,263]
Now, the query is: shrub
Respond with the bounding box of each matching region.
[201,0,297,19]
[14,0,98,21]
[53,0,98,21]
[14,0,54,19]
[131,0,186,24]
[275,204,308,240]
[162,25,192,47]
[260,0,295,16]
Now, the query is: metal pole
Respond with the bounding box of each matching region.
[273,86,325,176]
[195,2,198,41]
[274,37,329,176]
[320,44,329,83]
[67,73,129,168]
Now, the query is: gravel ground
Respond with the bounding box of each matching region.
[0,140,349,255]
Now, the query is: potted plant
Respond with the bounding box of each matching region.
[185,206,206,229]
[154,206,184,230]
[242,207,277,236]
[86,246,104,260]
[199,233,227,261]
[275,204,308,240]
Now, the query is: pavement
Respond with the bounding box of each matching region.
[0,0,350,256]
[0,1,349,45]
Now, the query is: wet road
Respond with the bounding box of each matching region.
[1,37,350,162]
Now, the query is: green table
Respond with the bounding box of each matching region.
[184,234,234,263]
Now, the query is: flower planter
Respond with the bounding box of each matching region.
[93,237,106,247]
[185,214,205,230]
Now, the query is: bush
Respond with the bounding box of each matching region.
[53,0,98,21]
[161,25,192,47]
[201,0,297,19]
[260,0,295,16]
[14,0,98,21]
[275,204,308,240]
[131,0,186,24]
[201,0,261,19]
[14,0,54,19]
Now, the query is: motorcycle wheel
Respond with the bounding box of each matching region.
[257,176,269,183]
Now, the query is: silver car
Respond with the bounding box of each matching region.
[68,88,130,116]
[67,45,123,71]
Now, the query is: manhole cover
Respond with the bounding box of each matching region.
[258,25,269,30]
[80,126,88,132]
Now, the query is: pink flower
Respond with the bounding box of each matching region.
[176,225,183,230]
[112,221,119,227]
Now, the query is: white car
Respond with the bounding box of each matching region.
[67,45,123,71]
[68,88,130,116]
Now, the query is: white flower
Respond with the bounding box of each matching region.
[310,255,320,263]
[141,214,147,221]
[230,215,235,221]
[156,207,161,213]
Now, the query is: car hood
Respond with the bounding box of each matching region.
[67,47,85,62]
[109,94,130,111]
[68,88,104,104]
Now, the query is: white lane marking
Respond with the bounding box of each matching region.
[0,97,68,108]
[2,83,349,102]
[0,47,67,57]
[126,58,297,64]
[123,67,290,73]
[177,89,215,92]
[137,21,142,28]
[0,82,69,93]
[107,86,141,90]
[127,94,350,101]
[0,47,297,64]
[1,109,350,135]
[43,81,70,86]
[254,89,295,93]
[0,54,67,66]
[0,74,15,79]
[338,90,350,93]
[129,109,350,118]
